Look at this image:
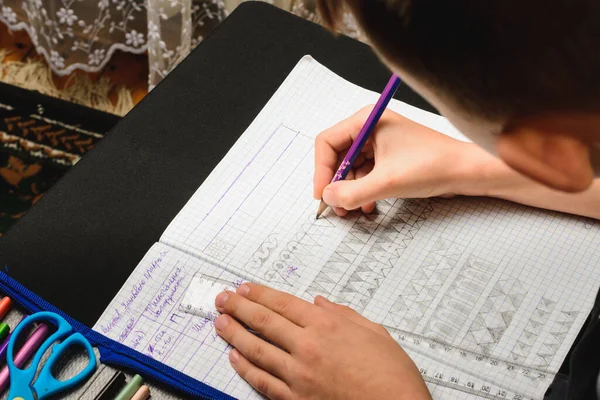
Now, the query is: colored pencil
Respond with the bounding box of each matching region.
[0,323,9,344]
[0,316,28,365]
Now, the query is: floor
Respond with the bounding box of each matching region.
[0,22,150,109]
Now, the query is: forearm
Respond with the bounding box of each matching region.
[458,143,600,220]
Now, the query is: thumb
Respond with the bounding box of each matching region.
[322,172,387,210]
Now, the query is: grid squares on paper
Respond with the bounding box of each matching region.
[94,57,600,400]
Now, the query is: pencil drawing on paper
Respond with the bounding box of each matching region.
[384,238,466,332]
[94,58,600,400]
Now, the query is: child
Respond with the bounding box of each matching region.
[213,1,600,399]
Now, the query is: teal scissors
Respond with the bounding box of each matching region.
[7,311,97,400]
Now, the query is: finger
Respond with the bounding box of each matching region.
[322,169,390,211]
[361,202,377,214]
[330,156,352,217]
[355,161,376,214]
[216,314,294,382]
[235,283,322,328]
[314,296,390,337]
[334,165,353,216]
[346,168,355,181]
[216,291,301,349]
[331,161,373,216]
[333,206,349,217]
[228,348,293,400]
[353,153,366,168]
[313,107,374,199]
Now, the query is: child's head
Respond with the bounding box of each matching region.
[318,0,600,192]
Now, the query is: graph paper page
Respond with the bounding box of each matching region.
[95,56,600,399]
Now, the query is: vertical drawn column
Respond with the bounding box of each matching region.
[461,278,528,355]
[384,238,466,331]
[303,200,393,300]
[196,125,301,261]
[335,199,435,312]
[530,309,578,367]
[422,255,498,344]
[509,297,555,363]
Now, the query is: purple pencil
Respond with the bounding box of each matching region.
[0,322,49,392]
[316,74,401,218]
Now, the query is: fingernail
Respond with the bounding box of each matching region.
[322,188,339,207]
[215,292,229,308]
[237,284,250,297]
[229,348,239,364]
[215,315,229,331]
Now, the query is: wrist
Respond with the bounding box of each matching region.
[451,143,524,198]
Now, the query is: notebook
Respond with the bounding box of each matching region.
[93,56,600,400]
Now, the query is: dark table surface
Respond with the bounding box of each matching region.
[0,2,436,327]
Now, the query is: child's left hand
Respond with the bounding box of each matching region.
[214,283,432,400]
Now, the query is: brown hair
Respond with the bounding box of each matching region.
[317,0,600,121]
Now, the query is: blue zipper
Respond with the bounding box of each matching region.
[0,271,235,400]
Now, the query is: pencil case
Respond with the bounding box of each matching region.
[0,271,233,400]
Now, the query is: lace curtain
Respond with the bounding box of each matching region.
[0,1,361,89]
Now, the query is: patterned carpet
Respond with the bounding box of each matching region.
[0,82,119,235]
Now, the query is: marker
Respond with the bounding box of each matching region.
[0,316,28,365]
[0,323,9,344]
[114,374,143,400]
[0,322,49,392]
[0,297,11,320]
[130,385,150,400]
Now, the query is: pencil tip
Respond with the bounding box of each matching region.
[316,200,328,219]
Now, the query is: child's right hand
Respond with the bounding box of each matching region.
[314,106,483,216]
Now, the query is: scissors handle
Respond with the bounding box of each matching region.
[33,332,96,399]
[7,312,97,400]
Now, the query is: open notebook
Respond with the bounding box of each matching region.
[94,56,600,400]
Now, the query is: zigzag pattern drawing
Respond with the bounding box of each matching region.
[305,199,434,308]
[461,278,527,355]
[305,199,394,300]
[384,238,466,331]
[422,255,498,344]
[331,199,434,312]
[510,297,555,363]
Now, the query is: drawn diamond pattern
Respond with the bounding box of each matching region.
[461,279,527,355]
[335,199,435,312]
[385,238,465,329]
[306,205,387,299]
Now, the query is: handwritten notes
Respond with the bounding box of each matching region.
[95,243,258,398]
